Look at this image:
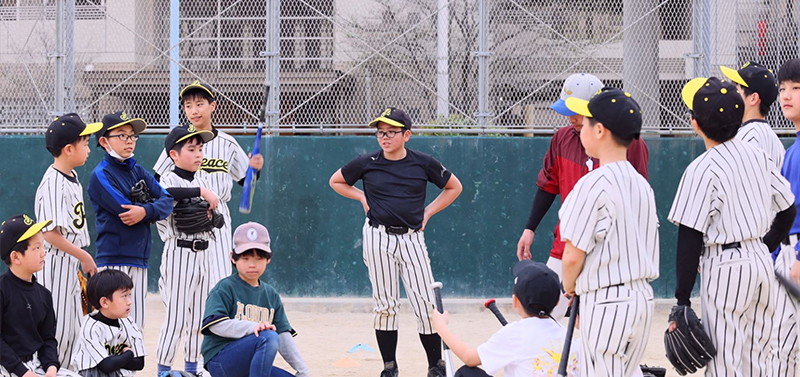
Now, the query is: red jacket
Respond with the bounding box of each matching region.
[536,126,649,258]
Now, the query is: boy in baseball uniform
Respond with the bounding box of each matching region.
[431,260,580,377]
[87,111,173,329]
[153,81,264,293]
[559,88,659,377]
[201,222,309,377]
[0,214,79,377]
[668,76,796,376]
[71,269,146,377]
[155,125,220,376]
[329,107,463,377]
[35,114,102,369]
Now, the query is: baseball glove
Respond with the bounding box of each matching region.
[664,305,716,375]
[173,197,225,234]
[130,179,153,204]
[77,270,92,315]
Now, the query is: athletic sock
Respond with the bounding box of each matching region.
[375,330,399,364]
[158,364,171,376]
[185,362,198,375]
[419,333,443,368]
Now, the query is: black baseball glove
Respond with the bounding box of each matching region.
[130,179,153,204]
[664,305,716,375]
[173,197,225,234]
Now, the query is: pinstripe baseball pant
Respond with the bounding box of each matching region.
[700,241,779,377]
[0,354,80,377]
[579,279,653,377]
[34,250,82,370]
[773,235,800,377]
[362,219,437,334]
[98,265,147,330]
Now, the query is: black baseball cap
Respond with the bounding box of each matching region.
[180,80,215,101]
[513,260,561,316]
[368,107,412,129]
[45,113,102,153]
[721,62,778,107]
[96,111,147,147]
[565,87,643,139]
[682,76,744,122]
[0,214,51,261]
[164,124,215,152]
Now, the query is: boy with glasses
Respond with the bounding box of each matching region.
[329,107,463,377]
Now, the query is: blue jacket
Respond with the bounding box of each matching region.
[88,153,173,268]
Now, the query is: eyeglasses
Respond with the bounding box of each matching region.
[106,134,140,142]
[374,130,404,138]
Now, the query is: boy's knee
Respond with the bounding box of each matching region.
[255,330,280,350]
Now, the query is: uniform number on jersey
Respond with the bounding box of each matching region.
[73,202,86,229]
[105,342,130,356]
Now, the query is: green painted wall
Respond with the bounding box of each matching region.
[0,135,795,298]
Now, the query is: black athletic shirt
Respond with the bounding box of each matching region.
[341,148,452,229]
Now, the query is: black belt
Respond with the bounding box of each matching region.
[177,239,208,251]
[368,220,413,235]
[721,242,741,250]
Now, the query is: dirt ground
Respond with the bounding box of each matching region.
[140,295,700,377]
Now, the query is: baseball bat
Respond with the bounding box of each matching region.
[431,282,455,377]
[483,299,508,326]
[239,85,269,214]
[776,269,800,300]
[557,296,579,377]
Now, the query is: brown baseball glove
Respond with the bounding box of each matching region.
[78,270,92,315]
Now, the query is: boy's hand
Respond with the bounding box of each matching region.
[22,370,38,377]
[360,197,370,215]
[200,187,220,210]
[79,251,98,276]
[119,205,146,226]
[249,153,264,171]
[430,310,449,331]
[791,260,800,285]
[421,210,431,231]
[45,366,57,377]
[122,347,132,354]
[254,322,276,337]
[516,229,534,260]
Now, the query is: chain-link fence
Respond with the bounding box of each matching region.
[2,0,800,134]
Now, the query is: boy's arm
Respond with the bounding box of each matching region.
[562,240,586,295]
[278,331,310,377]
[137,170,173,223]
[152,149,173,182]
[0,338,32,377]
[89,169,131,216]
[42,230,97,276]
[674,225,703,306]
[38,292,61,372]
[430,311,481,367]
[329,169,369,215]
[95,351,134,374]
[422,174,462,230]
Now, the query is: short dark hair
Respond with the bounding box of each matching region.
[232,248,271,261]
[741,86,772,116]
[690,109,739,143]
[3,239,30,265]
[51,135,90,158]
[87,269,134,309]
[587,118,633,148]
[170,135,205,155]
[181,89,215,105]
[779,59,800,84]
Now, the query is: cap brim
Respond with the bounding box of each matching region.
[720,66,749,88]
[369,116,407,129]
[80,122,104,136]
[17,220,52,243]
[565,97,592,117]
[175,130,215,145]
[180,84,215,100]
[549,99,577,116]
[108,119,148,135]
[234,242,272,255]
[681,77,708,110]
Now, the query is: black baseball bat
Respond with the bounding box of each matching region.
[776,269,800,299]
[483,298,508,326]
[431,282,454,377]
[557,296,579,377]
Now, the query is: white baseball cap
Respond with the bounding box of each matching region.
[550,73,604,116]
[233,222,272,254]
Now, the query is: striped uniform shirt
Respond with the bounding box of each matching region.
[558,161,659,295]
[735,119,785,169]
[156,170,216,242]
[72,315,146,376]
[35,166,90,249]
[668,139,793,244]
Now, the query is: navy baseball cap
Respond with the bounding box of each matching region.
[720,62,778,107]
[180,80,215,101]
[682,77,744,123]
[513,260,561,316]
[96,111,147,147]
[164,124,215,152]
[0,214,51,261]
[565,87,643,139]
[550,73,604,116]
[369,107,412,129]
[45,113,102,153]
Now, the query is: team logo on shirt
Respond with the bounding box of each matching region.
[105,343,131,356]
[531,340,579,376]
[235,301,275,324]
[201,158,229,173]
[73,202,86,229]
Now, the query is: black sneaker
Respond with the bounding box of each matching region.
[380,361,398,377]
[427,360,446,377]
[640,365,666,377]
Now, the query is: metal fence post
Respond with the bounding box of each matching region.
[623,0,659,129]
[692,0,712,77]
[55,0,65,114]
[262,0,281,130]
[476,0,490,127]
[436,0,449,119]
[169,0,180,128]
[65,0,75,113]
